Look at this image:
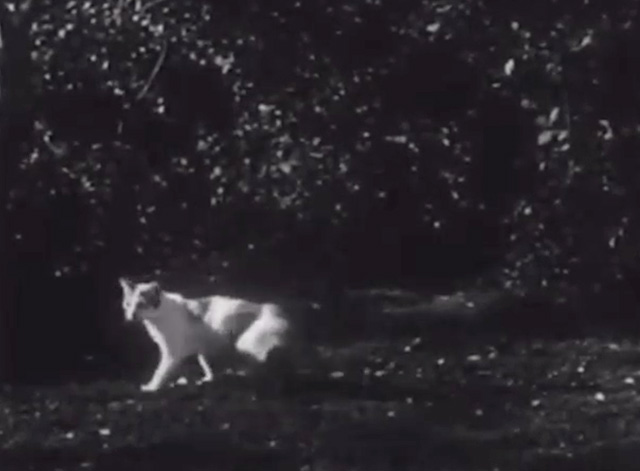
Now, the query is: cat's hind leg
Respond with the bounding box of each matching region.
[196,354,214,385]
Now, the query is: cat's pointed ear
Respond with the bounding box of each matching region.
[119,277,133,293]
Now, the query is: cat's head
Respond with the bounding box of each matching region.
[119,278,163,322]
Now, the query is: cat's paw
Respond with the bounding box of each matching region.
[196,375,214,386]
[140,383,159,392]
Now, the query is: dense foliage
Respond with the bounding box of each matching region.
[2,0,640,375]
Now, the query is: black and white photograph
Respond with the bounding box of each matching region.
[1,0,640,469]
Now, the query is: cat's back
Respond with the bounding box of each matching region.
[198,296,262,337]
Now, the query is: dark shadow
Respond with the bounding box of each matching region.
[526,440,640,471]
[289,374,434,403]
[1,434,292,471]
[315,411,517,471]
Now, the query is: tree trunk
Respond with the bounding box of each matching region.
[0,13,7,378]
[0,0,36,380]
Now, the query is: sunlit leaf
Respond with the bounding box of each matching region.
[504,58,515,76]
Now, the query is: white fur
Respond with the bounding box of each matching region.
[119,278,295,392]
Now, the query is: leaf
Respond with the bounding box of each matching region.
[598,120,614,140]
[537,130,554,146]
[504,58,515,76]
[573,31,593,51]
[425,22,440,33]
[279,161,293,174]
[384,135,408,144]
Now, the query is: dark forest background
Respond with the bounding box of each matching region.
[1,0,640,382]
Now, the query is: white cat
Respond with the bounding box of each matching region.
[119,278,304,392]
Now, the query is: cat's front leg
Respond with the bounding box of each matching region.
[196,354,214,385]
[141,354,181,392]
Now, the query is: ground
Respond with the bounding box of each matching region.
[2,291,640,470]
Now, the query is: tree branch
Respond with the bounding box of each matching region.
[135,38,168,100]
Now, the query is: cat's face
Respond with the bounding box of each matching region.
[119,278,162,322]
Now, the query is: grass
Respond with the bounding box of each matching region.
[3,289,640,470]
[4,331,640,470]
